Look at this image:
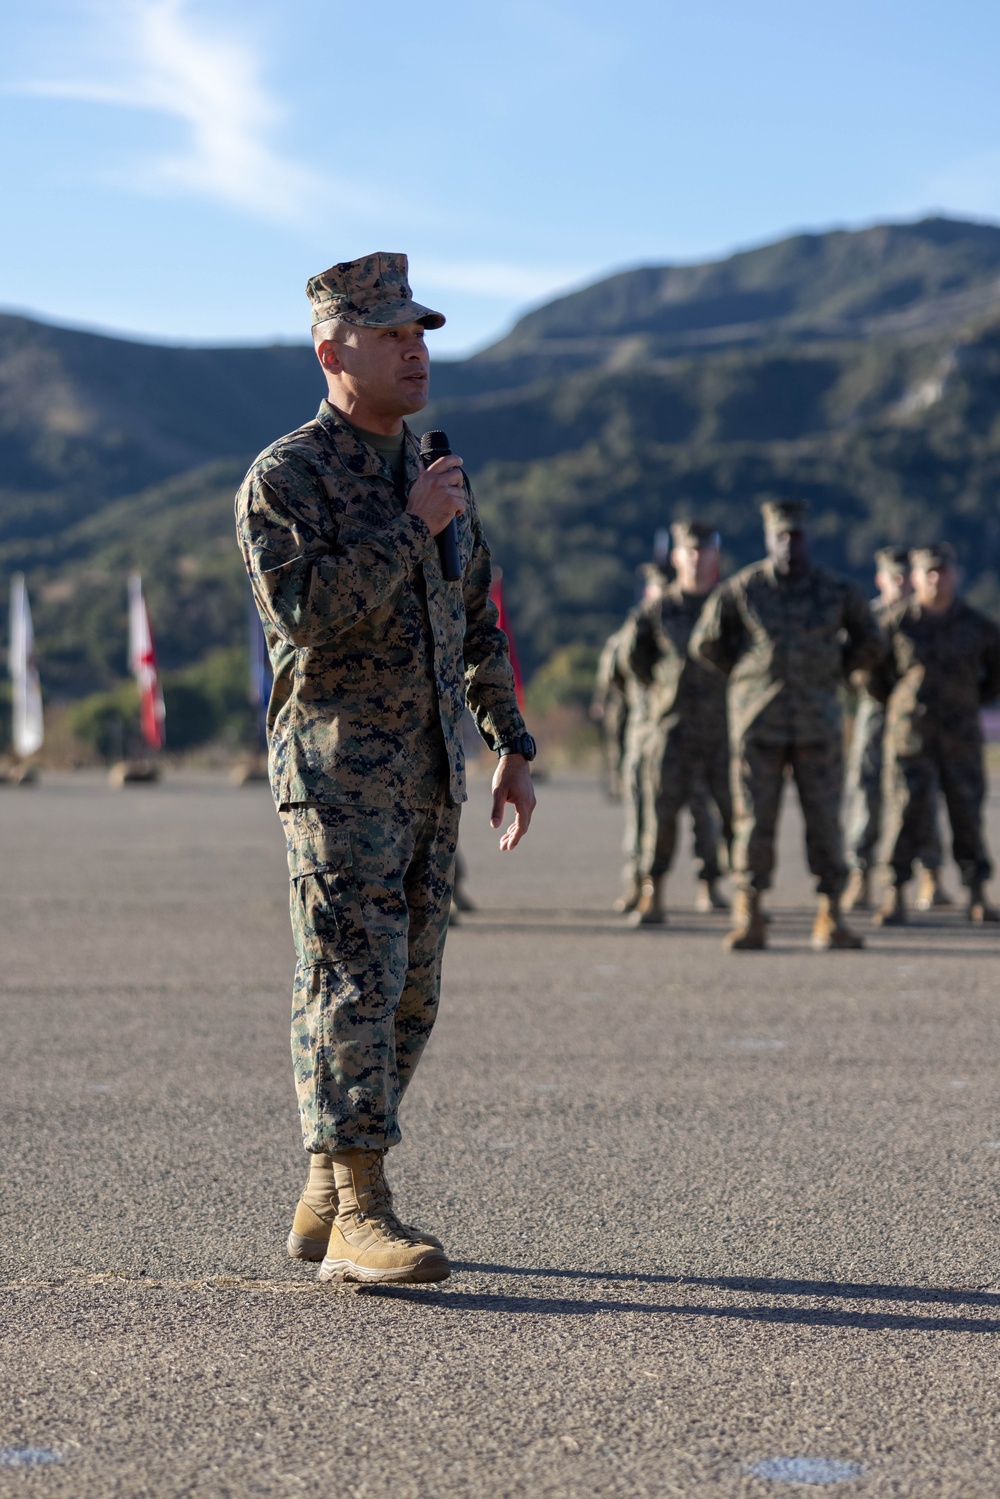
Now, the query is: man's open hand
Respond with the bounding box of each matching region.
[490,754,536,852]
[407,454,467,537]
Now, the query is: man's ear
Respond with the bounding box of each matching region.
[316,340,342,374]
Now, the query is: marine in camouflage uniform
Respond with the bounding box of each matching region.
[612,564,725,915]
[628,519,732,925]
[690,499,883,950]
[591,622,629,802]
[842,547,947,913]
[612,567,668,913]
[870,542,1000,925]
[236,253,531,1284]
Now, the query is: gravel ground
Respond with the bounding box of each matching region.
[2,767,1000,1497]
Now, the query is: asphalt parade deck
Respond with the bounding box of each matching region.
[2,768,1000,1497]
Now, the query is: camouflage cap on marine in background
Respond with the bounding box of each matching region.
[874,545,911,573]
[306,252,445,329]
[910,541,958,570]
[671,518,721,549]
[760,498,809,530]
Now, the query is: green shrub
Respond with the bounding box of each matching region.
[525,643,601,716]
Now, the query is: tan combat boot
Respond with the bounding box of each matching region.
[629,875,666,927]
[288,1151,442,1262]
[695,879,730,913]
[915,867,955,911]
[841,868,870,913]
[968,883,1000,924]
[317,1149,450,1285]
[872,884,907,926]
[811,894,864,950]
[725,889,767,950]
[287,1152,338,1261]
[612,876,642,915]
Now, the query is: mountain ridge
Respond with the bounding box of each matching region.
[3,213,1000,707]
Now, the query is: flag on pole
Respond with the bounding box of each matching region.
[247,597,272,753]
[488,569,524,710]
[128,573,165,752]
[10,573,43,758]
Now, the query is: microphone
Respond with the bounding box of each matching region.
[419,429,462,582]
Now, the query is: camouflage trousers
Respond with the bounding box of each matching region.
[640,722,733,881]
[844,697,941,872]
[621,727,651,881]
[732,737,847,896]
[280,794,460,1154]
[880,747,991,889]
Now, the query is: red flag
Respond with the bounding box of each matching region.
[128,573,165,752]
[489,569,524,710]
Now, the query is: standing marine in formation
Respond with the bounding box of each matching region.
[628,519,732,926]
[843,546,949,914]
[611,563,670,914]
[591,621,630,802]
[691,499,883,951]
[236,253,534,1285]
[870,542,1000,926]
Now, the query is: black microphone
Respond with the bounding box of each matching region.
[419,429,462,582]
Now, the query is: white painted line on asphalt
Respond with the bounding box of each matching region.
[983,1140,1000,1148]
[749,1456,863,1484]
[949,1080,972,1089]
[0,1449,63,1468]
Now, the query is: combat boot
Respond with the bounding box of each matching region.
[872,884,907,926]
[695,879,730,913]
[967,883,1000,924]
[841,867,870,913]
[810,894,864,950]
[629,875,666,927]
[725,889,766,950]
[287,1152,338,1261]
[915,867,955,911]
[612,876,642,915]
[288,1151,442,1262]
[317,1149,450,1285]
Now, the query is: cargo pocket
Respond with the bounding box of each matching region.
[287,826,370,967]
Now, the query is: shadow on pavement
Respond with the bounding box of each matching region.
[378,1266,1000,1331]
[454,1261,1000,1306]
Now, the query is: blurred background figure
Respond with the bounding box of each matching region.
[843,547,952,913]
[591,622,630,802]
[692,500,882,951]
[611,562,670,914]
[628,519,731,927]
[872,543,1000,926]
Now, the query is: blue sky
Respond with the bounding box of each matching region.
[4,0,1000,355]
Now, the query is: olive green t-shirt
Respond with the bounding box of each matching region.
[337,413,407,492]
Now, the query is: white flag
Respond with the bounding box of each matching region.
[10,573,43,757]
[128,573,165,751]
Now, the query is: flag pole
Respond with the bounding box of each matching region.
[5,574,43,784]
[109,573,164,785]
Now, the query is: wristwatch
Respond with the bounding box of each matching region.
[497,733,537,762]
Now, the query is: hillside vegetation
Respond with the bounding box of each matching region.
[3,216,1000,742]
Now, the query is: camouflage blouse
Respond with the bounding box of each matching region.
[236,401,525,809]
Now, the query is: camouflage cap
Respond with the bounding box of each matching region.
[910,541,957,570]
[307,252,445,330]
[671,518,721,549]
[874,545,911,573]
[761,498,809,529]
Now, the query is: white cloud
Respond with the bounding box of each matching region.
[17,0,325,222]
[415,258,589,304]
